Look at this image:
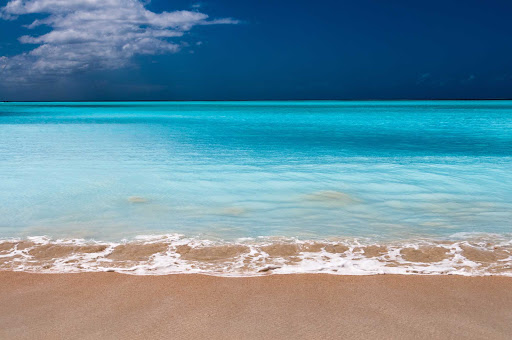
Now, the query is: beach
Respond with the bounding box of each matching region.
[2,0,511,336]
[1,272,511,339]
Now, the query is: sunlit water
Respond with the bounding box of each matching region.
[1,101,511,243]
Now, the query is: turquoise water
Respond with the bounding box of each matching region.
[1,101,512,242]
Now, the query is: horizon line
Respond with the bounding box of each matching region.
[2,98,512,103]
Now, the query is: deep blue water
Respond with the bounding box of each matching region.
[1,101,511,241]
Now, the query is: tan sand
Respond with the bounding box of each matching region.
[0,272,511,340]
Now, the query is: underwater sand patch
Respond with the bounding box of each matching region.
[28,244,108,260]
[460,245,509,263]
[0,241,36,253]
[300,243,325,253]
[400,247,449,263]
[0,254,23,266]
[0,242,15,253]
[324,244,349,254]
[17,241,37,250]
[361,245,388,257]
[304,190,359,205]
[108,243,168,261]
[128,196,147,203]
[261,242,347,257]
[284,257,302,264]
[218,207,248,216]
[261,244,301,257]
[177,245,249,262]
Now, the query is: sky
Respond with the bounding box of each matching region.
[0,0,511,101]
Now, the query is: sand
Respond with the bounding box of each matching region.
[1,272,511,340]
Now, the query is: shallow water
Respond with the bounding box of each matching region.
[1,101,511,275]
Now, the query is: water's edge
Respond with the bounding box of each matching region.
[1,234,511,277]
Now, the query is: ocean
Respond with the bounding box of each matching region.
[1,101,511,275]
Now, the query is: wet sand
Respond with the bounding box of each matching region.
[1,272,511,340]
[3,238,512,276]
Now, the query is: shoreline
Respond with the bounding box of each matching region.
[2,235,511,276]
[1,272,511,339]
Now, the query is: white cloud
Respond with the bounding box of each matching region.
[0,0,238,81]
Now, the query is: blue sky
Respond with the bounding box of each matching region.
[1,0,511,100]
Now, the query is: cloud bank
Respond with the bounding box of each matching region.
[0,0,237,82]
